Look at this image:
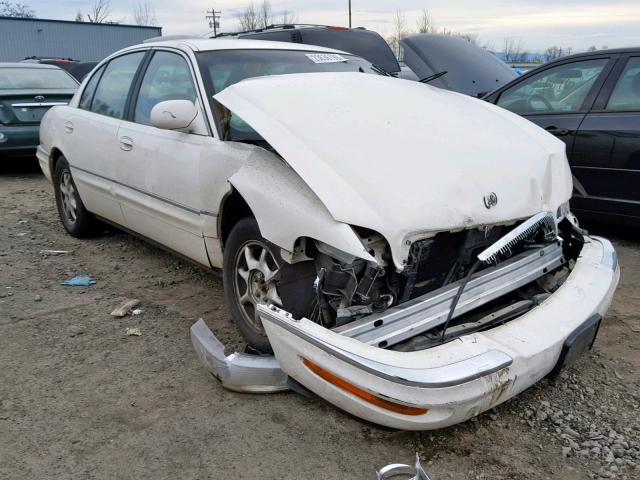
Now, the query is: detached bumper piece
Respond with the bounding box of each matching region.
[190,319,289,393]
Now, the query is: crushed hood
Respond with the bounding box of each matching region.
[214,72,572,269]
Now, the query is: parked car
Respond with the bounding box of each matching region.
[38,38,618,430]
[218,26,515,97]
[399,34,517,97]
[0,63,78,157]
[213,24,401,76]
[484,48,640,226]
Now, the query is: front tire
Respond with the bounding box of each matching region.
[53,156,97,237]
[223,217,284,353]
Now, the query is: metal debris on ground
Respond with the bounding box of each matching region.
[126,327,142,336]
[40,250,70,256]
[376,454,431,480]
[62,275,96,286]
[110,299,140,317]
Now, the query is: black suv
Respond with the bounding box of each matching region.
[484,49,640,227]
[214,24,401,76]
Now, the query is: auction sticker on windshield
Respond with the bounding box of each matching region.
[305,53,348,64]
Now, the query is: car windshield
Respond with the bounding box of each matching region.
[197,49,377,142]
[0,67,78,89]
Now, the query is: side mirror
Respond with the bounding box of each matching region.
[150,99,198,130]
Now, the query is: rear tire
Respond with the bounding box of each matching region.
[53,156,97,237]
[223,217,284,354]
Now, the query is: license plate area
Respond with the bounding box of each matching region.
[548,314,601,378]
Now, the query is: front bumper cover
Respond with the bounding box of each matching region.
[258,236,619,430]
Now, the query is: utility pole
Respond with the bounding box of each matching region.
[206,7,221,37]
[348,0,352,28]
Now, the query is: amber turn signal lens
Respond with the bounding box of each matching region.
[302,358,428,416]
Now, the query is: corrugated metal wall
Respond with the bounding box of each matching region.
[0,17,162,62]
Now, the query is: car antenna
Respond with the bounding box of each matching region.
[419,71,447,84]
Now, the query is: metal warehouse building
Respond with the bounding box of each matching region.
[0,16,162,62]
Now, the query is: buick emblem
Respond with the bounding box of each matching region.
[483,192,498,209]
[35,95,45,101]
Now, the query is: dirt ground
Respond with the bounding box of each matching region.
[1,159,639,480]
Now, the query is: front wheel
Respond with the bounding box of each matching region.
[223,217,283,353]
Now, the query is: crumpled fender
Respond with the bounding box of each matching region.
[228,152,374,263]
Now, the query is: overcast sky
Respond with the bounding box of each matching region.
[28,0,640,52]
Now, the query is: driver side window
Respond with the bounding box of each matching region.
[133,51,197,126]
[497,59,608,115]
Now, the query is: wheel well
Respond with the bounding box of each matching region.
[50,148,63,177]
[220,189,254,247]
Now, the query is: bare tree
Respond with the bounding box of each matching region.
[279,9,298,25]
[503,38,527,63]
[387,10,409,57]
[133,1,157,26]
[416,9,434,34]
[587,45,597,52]
[87,0,111,24]
[74,10,83,21]
[258,0,272,28]
[238,2,258,31]
[0,1,35,17]
[544,46,565,61]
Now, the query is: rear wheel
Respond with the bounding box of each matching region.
[223,217,283,353]
[53,156,97,237]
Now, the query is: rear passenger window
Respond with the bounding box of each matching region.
[133,51,197,126]
[78,65,104,110]
[606,57,640,112]
[91,52,145,119]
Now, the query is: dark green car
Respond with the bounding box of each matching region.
[0,63,78,158]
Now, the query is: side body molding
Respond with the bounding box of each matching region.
[228,154,374,262]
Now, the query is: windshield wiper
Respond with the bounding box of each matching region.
[370,63,393,77]
[419,70,447,84]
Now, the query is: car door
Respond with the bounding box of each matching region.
[491,56,615,158]
[571,55,640,224]
[63,51,146,225]
[115,49,213,266]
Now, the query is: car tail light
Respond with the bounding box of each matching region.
[302,357,428,416]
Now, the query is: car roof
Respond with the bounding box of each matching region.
[213,24,360,38]
[128,38,350,55]
[545,47,640,64]
[0,62,62,69]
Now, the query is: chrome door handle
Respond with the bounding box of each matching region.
[64,121,74,134]
[119,136,133,151]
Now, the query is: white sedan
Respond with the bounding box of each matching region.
[38,38,619,430]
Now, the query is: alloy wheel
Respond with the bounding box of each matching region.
[59,170,78,225]
[233,241,282,334]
